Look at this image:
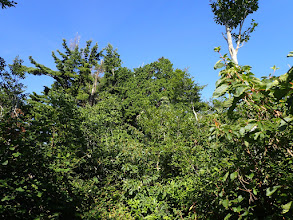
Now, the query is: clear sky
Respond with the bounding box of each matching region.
[1,0,292,100]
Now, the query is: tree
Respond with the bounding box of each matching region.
[26,39,101,106]
[0,56,25,115]
[98,44,122,93]
[0,0,17,9]
[210,0,259,64]
[98,55,204,126]
[209,52,293,218]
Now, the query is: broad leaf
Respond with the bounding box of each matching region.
[214,60,225,70]
[213,84,229,98]
[282,201,292,214]
[230,171,238,181]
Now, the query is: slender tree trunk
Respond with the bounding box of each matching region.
[225,25,238,65]
[89,70,99,106]
[89,60,104,106]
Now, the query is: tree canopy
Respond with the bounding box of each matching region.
[1,1,293,219]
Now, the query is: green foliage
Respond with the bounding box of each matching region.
[210,0,259,44]
[25,39,101,106]
[210,0,258,29]
[208,55,293,219]
[1,35,292,219]
[1,88,87,219]
[0,57,26,112]
[99,56,204,126]
[287,51,293,57]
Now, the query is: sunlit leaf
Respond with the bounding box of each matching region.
[222,199,230,209]
[213,84,229,98]
[222,172,229,182]
[230,171,238,181]
[15,187,25,192]
[281,201,292,214]
[266,186,281,197]
[214,60,225,70]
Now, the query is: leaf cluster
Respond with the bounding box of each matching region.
[210,0,259,29]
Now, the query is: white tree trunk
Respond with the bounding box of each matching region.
[225,25,238,65]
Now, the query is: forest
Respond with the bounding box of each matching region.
[1,0,293,219]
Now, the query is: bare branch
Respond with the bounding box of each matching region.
[238,41,245,50]
[236,9,248,52]
[222,32,228,43]
[236,20,244,52]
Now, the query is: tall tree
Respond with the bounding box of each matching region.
[26,39,101,106]
[98,55,204,126]
[210,0,258,64]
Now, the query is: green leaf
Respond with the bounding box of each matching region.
[37,192,43,198]
[234,86,248,97]
[253,188,257,195]
[2,160,8,165]
[12,152,21,157]
[222,171,229,182]
[245,173,254,180]
[93,177,99,183]
[31,184,38,190]
[214,60,225,70]
[232,206,242,212]
[224,213,231,220]
[16,187,25,192]
[270,65,279,71]
[279,116,293,127]
[281,201,292,214]
[215,78,224,87]
[266,80,278,91]
[214,46,221,53]
[244,123,257,132]
[279,72,289,82]
[223,98,233,108]
[213,84,229,98]
[241,211,249,217]
[253,131,262,140]
[239,127,245,136]
[287,51,293,57]
[222,199,230,209]
[237,195,244,203]
[230,171,238,181]
[266,186,281,197]
[1,196,13,202]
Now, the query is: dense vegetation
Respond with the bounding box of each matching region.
[1,1,293,219]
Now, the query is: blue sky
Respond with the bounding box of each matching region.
[1,0,292,100]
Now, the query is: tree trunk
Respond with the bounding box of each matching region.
[89,70,99,106]
[225,25,238,65]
